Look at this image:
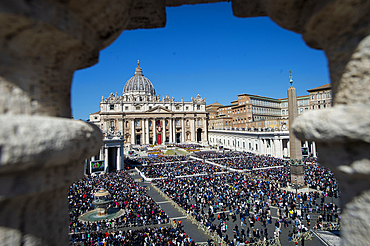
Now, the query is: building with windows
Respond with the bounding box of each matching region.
[207,84,330,131]
[307,83,332,110]
[206,82,332,158]
[89,62,208,172]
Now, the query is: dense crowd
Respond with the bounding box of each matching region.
[135,156,189,165]
[195,151,288,170]
[152,160,340,245]
[69,150,340,245]
[70,226,196,246]
[69,172,168,235]
[137,160,225,179]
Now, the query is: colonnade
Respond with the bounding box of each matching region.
[124,117,207,145]
[208,130,317,159]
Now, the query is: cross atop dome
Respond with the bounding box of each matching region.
[135,60,143,76]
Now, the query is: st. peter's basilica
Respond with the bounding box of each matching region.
[88,62,208,172]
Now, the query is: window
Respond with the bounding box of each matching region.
[136,120,140,127]
[197,105,200,110]
[322,94,326,99]
[176,119,180,126]
[311,95,314,99]
[165,120,168,126]
[186,106,189,110]
[328,92,332,98]
[176,106,180,110]
[149,121,152,127]
[165,106,168,109]
[317,94,321,99]
[110,104,114,110]
[94,116,98,120]
[149,106,152,110]
[136,106,140,110]
[198,119,201,126]
[125,106,128,110]
[110,120,114,128]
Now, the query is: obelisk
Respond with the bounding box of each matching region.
[288,71,304,186]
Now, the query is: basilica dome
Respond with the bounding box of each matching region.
[123,62,156,97]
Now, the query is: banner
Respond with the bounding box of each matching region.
[302,147,309,157]
[91,160,105,173]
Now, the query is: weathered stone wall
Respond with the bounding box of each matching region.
[1,0,370,245]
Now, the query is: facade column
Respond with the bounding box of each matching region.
[145,119,150,144]
[182,118,185,142]
[259,139,263,155]
[173,118,176,143]
[312,141,317,157]
[169,118,173,143]
[270,139,274,156]
[162,118,165,144]
[153,119,156,144]
[104,119,108,132]
[191,118,195,142]
[131,119,135,144]
[204,117,208,143]
[104,146,109,173]
[305,141,309,148]
[141,118,145,145]
[287,140,290,158]
[275,138,282,158]
[117,146,121,171]
[119,118,123,133]
[100,146,104,160]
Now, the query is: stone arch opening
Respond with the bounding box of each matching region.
[1,1,370,246]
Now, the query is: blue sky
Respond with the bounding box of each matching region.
[71,2,330,120]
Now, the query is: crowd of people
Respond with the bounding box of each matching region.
[195,151,288,170]
[137,160,225,179]
[70,226,196,245]
[69,149,340,245]
[68,171,170,243]
[135,156,189,165]
[151,154,340,245]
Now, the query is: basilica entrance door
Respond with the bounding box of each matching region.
[157,134,162,145]
[197,128,202,142]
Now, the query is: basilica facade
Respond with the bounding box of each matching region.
[88,62,208,171]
